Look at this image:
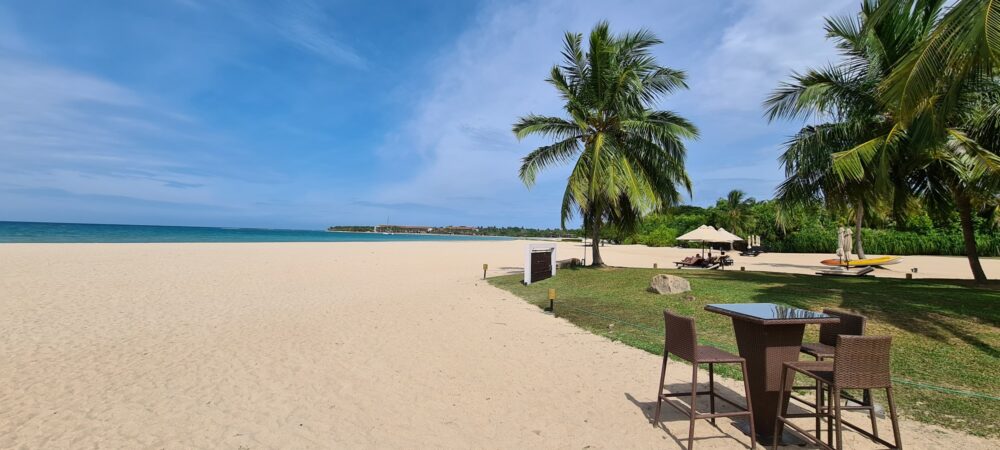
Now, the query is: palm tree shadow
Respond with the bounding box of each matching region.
[742,272,1000,358]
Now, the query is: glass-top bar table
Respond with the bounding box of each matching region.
[705,303,839,445]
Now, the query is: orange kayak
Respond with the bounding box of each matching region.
[820,256,902,267]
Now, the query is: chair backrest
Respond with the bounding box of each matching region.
[833,335,893,389]
[819,309,867,346]
[663,310,698,362]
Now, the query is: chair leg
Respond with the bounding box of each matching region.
[826,385,832,447]
[772,366,788,450]
[815,380,823,441]
[833,388,843,450]
[688,363,699,450]
[654,352,668,425]
[709,363,716,425]
[864,388,878,438]
[818,355,831,446]
[815,379,823,443]
[739,361,756,450]
[886,386,902,449]
[815,378,823,441]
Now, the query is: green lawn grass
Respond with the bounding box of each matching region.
[489,267,1000,437]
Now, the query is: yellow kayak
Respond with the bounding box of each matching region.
[820,256,902,267]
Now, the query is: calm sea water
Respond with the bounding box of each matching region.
[0,221,511,243]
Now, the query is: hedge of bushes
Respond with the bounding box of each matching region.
[613,200,1000,257]
[771,227,1000,256]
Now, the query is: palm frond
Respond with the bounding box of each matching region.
[518,137,583,187]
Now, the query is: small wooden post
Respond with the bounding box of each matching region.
[653,263,658,269]
[482,263,488,279]
[740,266,745,271]
[905,273,913,280]
[547,289,556,316]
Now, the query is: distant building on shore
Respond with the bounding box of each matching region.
[328,224,480,235]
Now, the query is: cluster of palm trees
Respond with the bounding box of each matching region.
[768,0,1000,282]
[514,1,999,282]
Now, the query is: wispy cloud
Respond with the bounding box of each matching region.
[370,0,853,224]
[0,29,257,223]
[273,1,366,68]
[689,0,854,112]
[208,0,366,68]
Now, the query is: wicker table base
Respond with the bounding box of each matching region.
[732,319,806,445]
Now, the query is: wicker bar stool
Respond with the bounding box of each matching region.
[793,309,875,444]
[774,335,902,450]
[653,311,756,449]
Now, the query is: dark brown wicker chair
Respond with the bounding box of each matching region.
[801,309,867,360]
[774,335,902,450]
[653,311,755,449]
[794,309,875,443]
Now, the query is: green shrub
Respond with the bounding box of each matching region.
[624,199,1000,257]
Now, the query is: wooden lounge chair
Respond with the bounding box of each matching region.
[674,256,705,268]
[816,266,874,277]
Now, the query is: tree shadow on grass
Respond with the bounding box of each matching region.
[722,271,1000,358]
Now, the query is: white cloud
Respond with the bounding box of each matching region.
[690,0,855,112]
[0,50,254,219]
[370,0,857,225]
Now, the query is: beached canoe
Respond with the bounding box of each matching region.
[820,256,902,267]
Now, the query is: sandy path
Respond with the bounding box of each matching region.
[0,241,995,448]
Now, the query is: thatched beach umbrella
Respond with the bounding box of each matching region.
[716,228,744,250]
[677,225,722,257]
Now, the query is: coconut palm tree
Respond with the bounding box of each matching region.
[765,0,941,258]
[715,190,755,237]
[826,0,1000,282]
[881,0,1000,126]
[887,82,1000,282]
[513,22,698,266]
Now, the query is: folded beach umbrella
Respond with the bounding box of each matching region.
[844,228,854,261]
[836,227,845,258]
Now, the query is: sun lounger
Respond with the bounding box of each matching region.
[816,266,875,277]
[675,260,703,268]
[676,256,724,269]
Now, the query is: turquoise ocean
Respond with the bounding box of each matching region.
[0,221,511,243]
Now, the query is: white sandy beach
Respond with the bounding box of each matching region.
[1,241,996,449]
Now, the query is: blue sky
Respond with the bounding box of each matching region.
[0,0,857,229]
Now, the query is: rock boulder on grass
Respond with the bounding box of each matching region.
[649,274,691,294]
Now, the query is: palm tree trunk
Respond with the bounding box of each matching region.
[957,195,988,283]
[854,203,867,259]
[590,216,605,267]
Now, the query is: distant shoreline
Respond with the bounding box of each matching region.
[0,222,515,244]
[325,230,565,241]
